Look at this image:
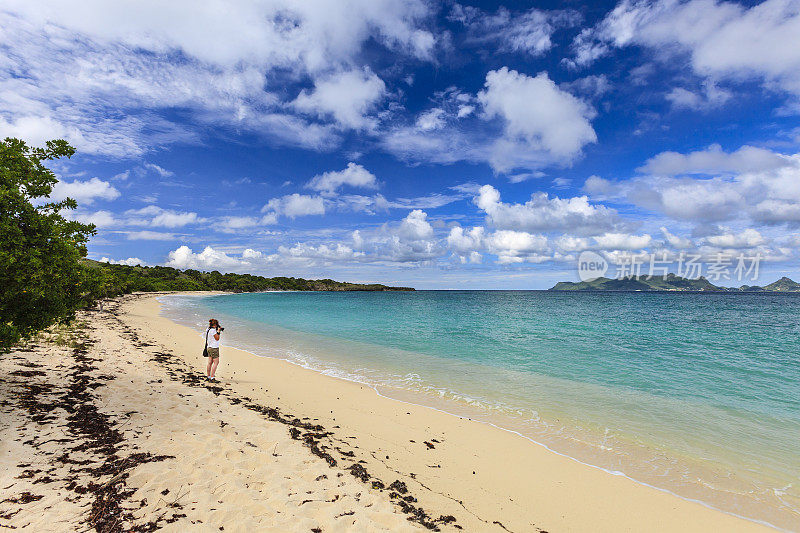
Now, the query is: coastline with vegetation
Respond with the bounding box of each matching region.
[85,259,415,295]
[549,273,800,292]
[0,138,410,353]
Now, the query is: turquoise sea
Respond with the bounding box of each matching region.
[160,291,800,530]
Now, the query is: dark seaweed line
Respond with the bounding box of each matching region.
[1,321,185,532]
[365,450,548,533]
[108,294,464,532]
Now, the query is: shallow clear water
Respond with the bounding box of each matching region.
[161,291,800,530]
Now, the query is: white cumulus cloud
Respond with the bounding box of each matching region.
[485,230,549,264]
[478,67,597,172]
[49,177,120,204]
[263,193,326,220]
[72,210,119,228]
[293,68,387,131]
[451,4,580,57]
[415,108,446,131]
[100,256,145,266]
[475,184,625,235]
[125,205,200,228]
[705,228,765,248]
[0,0,435,156]
[382,68,597,173]
[398,209,434,241]
[166,245,244,270]
[660,227,694,249]
[447,226,485,253]
[665,81,731,111]
[573,0,800,99]
[593,232,652,250]
[306,163,379,193]
[639,144,790,176]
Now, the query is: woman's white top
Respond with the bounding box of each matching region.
[205,328,221,348]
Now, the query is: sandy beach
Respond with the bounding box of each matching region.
[0,293,775,532]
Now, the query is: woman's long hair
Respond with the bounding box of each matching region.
[208,318,219,329]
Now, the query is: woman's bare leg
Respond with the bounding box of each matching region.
[206,357,213,377]
[210,358,219,379]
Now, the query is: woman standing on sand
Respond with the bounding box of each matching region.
[204,318,222,381]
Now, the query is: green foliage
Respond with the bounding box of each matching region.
[82,259,414,295]
[0,138,96,352]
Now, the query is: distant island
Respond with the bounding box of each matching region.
[549,274,800,292]
[85,259,415,295]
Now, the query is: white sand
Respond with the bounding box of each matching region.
[0,298,421,532]
[0,292,776,532]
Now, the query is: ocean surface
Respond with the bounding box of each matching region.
[160,291,800,530]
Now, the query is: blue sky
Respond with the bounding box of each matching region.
[3,0,800,288]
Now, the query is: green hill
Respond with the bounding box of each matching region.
[549,274,800,292]
[762,276,800,292]
[730,284,766,292]
[550,274,722,292]
[83,259,414,297]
